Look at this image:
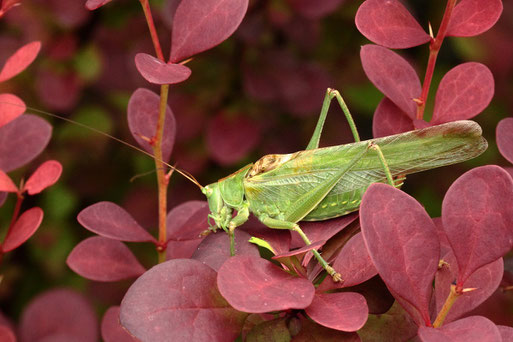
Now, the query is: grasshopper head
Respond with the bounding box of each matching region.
[202,182,232,232]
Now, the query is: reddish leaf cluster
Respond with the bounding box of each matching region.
[360,165,513,338]
[0,41,62,261]
[356,0,501,137]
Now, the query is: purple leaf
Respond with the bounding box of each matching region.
[85,0,113,11]
[497,117,513,164]
[431,62,494,124]
[0,93,25,128]
[77,201,156,243]
[206,112,260,165]
[498,325,513,341]
[0,41,40,82]
[101,306,138,342]
[0,114,52,172]
[127,88,176,163]
[372,97,414,138]
[286,0,345,19]
[435,251,503,323]
[120,259,247,341]
[355,0,430,49]
[19,288,98,342]
[360,183,439,326]
[0,170,17,193]
[23,160,62,195]
[170,0,249,63]
[191,229,259,271]
[217,255,315,313]
[417,316,501,342]
[292,316,361,341]
[2,207,43,252]
[447,0,503,37]
[318,233,377,291]
[241,215,292,255]
[305,292,368,332]
[67,236,146,281]
[441,165,513,287]
[166,200,210,259]
[360,45,421,118]
[0,326,15,342]
[135,53,191,85]
[290,213,358,249]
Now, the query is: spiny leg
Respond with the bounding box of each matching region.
[306,88,360,151]
[259,216,341,282]
[369,142,395,186]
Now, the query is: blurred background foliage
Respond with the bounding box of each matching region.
[0,0,512,325]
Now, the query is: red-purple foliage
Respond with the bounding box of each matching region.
[135,53,191,85]
[169,0,249,63]
[1,207,43,252]
[127,88,176,162]
[360,183,439,326]
[66,236,146,281]
[101,306,138,342]
[120,259,247,342]
[23,160,62,195]
[19,289,98,342]
[0,93,25,127]
[418,316,501,341]
[497,117,513,164]
[0,41,40,82]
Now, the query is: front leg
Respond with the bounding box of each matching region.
[259,215,342,282]
[227,204,250,256]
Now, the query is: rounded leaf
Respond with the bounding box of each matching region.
[0,41,41,82]
[101,306,138,342]
[360,183,439,326]
[0,170,17,193]
[0,114,52,172]
[67,236,146,281]
[170,0,249,63]
[23,160,62,195]
[497,117,513,164]
[191,230,259,271]
[418,316,501,342]
[435,252,503,323]
[372,97,414,138]
[305,292,368,332]
[441,165,513,287]
[360,45,421,117]
[77,201,156,242]
[19,288,98,342]
[135,53,191,85]
[2,207,43,252]
[120,259,247,342]
[447,0,503,37]
[0,93,25,128]
[127,88,176,163]
[355,0,430,49]
[319,233,377,291]
[85,0,113,11]
[217,255,315,313]
[432,63,494,124]
[166,200,210,259]
[0,325,15,342]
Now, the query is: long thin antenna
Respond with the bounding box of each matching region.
[2,101,204,189]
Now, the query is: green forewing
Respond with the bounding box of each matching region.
[244,120,487,221]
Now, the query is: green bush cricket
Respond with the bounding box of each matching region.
[11,88,487,281]
[201,88,487,282]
